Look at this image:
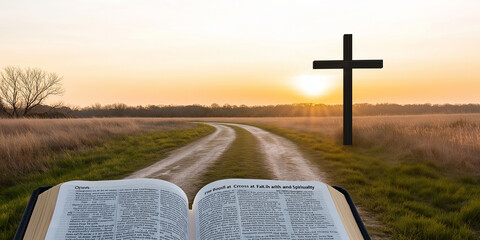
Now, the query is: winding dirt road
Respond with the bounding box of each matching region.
[125,122,323,195]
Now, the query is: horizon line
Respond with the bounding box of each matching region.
[65,102,480,108]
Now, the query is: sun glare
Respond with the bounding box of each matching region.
[293,75,332,97]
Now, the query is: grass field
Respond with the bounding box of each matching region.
[0,118,192,185]
[203,114,480,176]
[0,122,214,240]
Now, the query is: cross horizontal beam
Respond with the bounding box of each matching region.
[313,60,383,69]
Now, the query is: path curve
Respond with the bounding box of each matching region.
[126,122,325,185]
[125,123,235,197]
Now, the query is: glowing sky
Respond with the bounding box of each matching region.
[0,0,479,106]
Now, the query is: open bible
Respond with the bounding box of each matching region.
[16,179,370,240]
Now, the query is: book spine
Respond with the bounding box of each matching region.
[14,186,52,240]
[332,186,371,240]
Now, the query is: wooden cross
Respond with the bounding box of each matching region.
[313,34,383,145]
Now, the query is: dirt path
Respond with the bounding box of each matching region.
[223,123,326,182]
[126,122,324,194]
[125,122,324,196]
[125,123,235,197]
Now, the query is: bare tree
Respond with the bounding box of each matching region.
[0,66,22,117]
[0,66,64,117]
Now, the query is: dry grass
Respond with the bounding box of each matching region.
[3,114,479,180]
[351,115,480,174]
[0,118,192,183]
[199,114,480,175]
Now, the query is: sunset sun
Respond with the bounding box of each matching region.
[293,75,332,97]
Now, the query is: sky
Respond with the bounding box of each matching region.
[0,0,479,107]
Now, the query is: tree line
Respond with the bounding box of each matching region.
[52,103,480,118]
[3,100,480,119]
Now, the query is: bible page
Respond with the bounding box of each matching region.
[193,179,350,240]
[45,179,189,240]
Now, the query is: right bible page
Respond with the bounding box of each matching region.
[192,179,350,240]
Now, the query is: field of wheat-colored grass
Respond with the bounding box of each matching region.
[0,118,192,183]
[201,114,480,175]
[3,114,479,180]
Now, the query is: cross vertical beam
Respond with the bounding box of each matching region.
[343,34,353,145]
[313,34,383,145]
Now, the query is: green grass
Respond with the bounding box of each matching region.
[258,125,480,240]
[0,123,215,240]
[191,125,274,205]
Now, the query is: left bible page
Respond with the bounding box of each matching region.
[44,179,189,240]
